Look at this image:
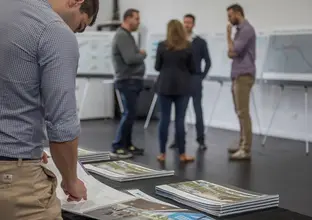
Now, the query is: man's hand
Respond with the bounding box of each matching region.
[61,179,87,202]
[228,51,237,59]
[227,23,232,36]
[41,152,48,164]
[139,49,146,55]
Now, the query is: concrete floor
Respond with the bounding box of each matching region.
[79,119,312,217]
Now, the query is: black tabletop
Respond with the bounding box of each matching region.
[62,174,312,220]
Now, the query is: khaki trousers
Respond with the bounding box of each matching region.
[0,159,62,220]
[232,75,255,152]
[0,197,16,220]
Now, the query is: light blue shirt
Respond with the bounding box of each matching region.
[0,0,80,159]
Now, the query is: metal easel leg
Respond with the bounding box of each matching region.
[144,94,158,129]
[261,85,284,146]
[78,79,90,119]
[304,86,309,155]
[205,81,223,133]
[251,89,262,135]
[115,89,124,113]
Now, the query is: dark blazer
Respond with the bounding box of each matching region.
[154,41,196,96]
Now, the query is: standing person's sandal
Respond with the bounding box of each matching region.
[179,154,195,162]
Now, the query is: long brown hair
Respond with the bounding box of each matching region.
[165,19,189,51]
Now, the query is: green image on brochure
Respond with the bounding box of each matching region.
[78,148,97,156]
[93,161,156,175]
[170,180,262,204]
[85,198,212,220]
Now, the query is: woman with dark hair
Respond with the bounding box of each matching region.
[155,19,196,163]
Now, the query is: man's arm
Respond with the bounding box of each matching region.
[228,27,254,56]
[116,33,146,65]
[38,21,80,186]
[201,39,211,79]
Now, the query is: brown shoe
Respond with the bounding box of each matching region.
[157,154,166,162]
[229,149,251,160]
[179,154,195,163]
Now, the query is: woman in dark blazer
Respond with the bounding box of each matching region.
[155,19,196,163]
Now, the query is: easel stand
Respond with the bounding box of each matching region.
[144,93,158,129]
[143,94,191,131]
[204,79,224,133]
[261,82,309,155]
[261,84,284,146]
[115,89,124,113]
[205,77,262,136]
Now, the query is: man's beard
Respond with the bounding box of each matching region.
[232,19,239,26]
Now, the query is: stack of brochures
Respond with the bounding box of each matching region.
[44,158,135,219]
[86,189,214,219]
[84,160,174,182]
[44,147,110,163]
[75,148,110,163]
[155,180,279,217]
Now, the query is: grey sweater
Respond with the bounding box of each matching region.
[112,27,146,80]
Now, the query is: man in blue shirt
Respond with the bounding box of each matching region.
[0,0,99,218]
[170,14,211,150]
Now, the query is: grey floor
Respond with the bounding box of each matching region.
[79,119,312,217]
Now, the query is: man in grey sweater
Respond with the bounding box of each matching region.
[111,8,146,159]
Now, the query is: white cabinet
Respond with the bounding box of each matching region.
[75,78,115,120]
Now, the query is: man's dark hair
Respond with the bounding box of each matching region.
[184,14,196,24]
[227,4,244,17]
[80,0,99,26]
[123,8,140,21]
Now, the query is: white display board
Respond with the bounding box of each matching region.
[206,32,231,78]
[207,31,270,79]
[76,32,115,75]
[255,31,271,78]
[76,31,140,76]
[262,27,312,82]
[145,33,165,75]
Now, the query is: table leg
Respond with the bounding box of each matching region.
[251,89,262,135]
[304,86,309,155]
[144,94,158,129]
[115,89,124,113]
[262,85,284,146]
[79,79,90,119]
[205,82,223,134]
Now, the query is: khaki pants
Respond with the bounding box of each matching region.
[0,197,16,220]
[0,159,62,220]
[232,75,255,152]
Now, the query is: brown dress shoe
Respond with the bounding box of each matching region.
[179,154,195,163]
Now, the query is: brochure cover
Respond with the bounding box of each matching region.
[167,180,266,204]
[85,198,214,220]
[92,161,161,175]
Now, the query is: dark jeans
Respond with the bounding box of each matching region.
[158,95,189,155]
[172,75,205,145]
[112,79,143,150]
[190,75,205,144]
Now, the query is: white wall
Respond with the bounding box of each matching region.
[85,0,113,31]
[89,0,312,142]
